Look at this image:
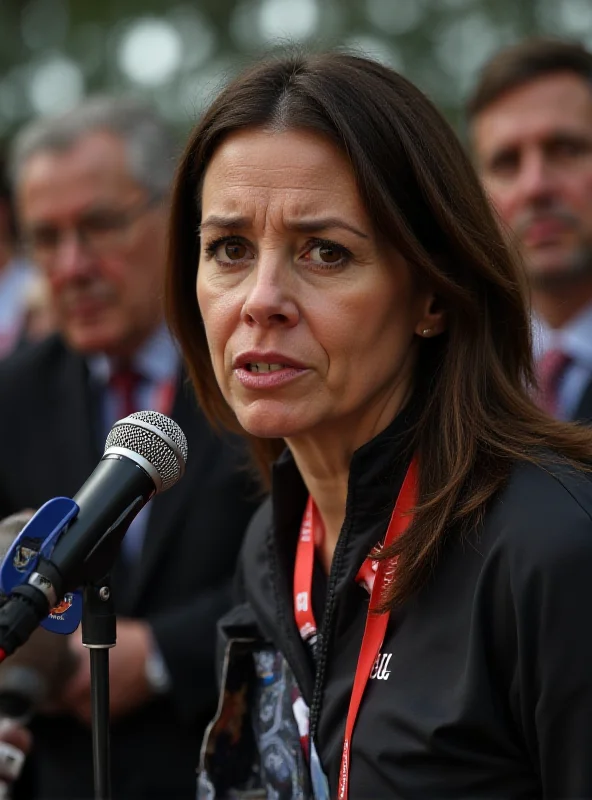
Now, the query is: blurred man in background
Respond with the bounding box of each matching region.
[468,38,592,421]
[0,158,36,358]
[0,97,260,799]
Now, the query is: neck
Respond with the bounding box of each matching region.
[292,444,350,574]
[533,278,592,329]
[287,385,412,573]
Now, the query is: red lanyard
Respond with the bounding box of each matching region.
[293,457,418,800]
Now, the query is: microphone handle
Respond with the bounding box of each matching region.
[0,451,157,659]
[50,455,155,591]
[0,585,51,661]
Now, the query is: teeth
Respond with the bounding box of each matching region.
[248,363,285,373]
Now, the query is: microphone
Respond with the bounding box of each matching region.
[0,411,188,661]
[0,512,76,722]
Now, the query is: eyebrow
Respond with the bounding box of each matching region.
[199,214,369,239]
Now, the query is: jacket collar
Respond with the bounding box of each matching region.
[270,396,420,594]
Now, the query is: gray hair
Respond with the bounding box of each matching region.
[10,96,178,197]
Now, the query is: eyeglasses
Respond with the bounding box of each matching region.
[24,194,163,267]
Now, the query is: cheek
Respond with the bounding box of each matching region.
[482,182,513,221]
[98,264,133,306]
[196,275,235,366]
[569,174,592,214]
[314,283,416,373]
[196,270,216,336]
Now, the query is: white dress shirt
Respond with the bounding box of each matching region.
[533,303,592,420]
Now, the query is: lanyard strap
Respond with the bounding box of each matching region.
[293,496,322,650]
[293,457,419,799]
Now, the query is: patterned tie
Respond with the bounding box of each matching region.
[537,348,572,416]
[109,367,141,420]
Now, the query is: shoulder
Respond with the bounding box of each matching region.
[485,456,592,576]
[0,336,83,425]
[0,334,73,388]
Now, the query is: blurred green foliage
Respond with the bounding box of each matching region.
[0,0,590,145]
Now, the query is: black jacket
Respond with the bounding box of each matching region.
[0,335,260,800]
[575,376,592,423]
[199,405,592,799]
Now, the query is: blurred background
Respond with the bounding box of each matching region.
[0,0,591,146]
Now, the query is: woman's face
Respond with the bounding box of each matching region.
[197,128,435,444]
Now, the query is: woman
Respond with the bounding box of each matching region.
[166,52,592,799]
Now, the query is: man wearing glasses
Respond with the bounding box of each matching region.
[0,98,259,799]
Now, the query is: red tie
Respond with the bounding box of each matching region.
[537,349,571,416]
[109,367,141,420]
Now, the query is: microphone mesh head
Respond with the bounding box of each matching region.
[104,411,188,492]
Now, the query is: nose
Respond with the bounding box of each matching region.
[49,230,95,283]
[240,256,300,329]
[516,151,558,206]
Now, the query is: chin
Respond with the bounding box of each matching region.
[528,242,591,278]
[530,260,592,288]
[234,402,312,440]
[64,325,121,356]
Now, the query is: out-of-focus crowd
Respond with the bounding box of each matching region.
[0,159,54,357]
[0,33,589,800]
[0,97,262,800]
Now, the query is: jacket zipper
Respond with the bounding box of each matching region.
[308,505,354,744]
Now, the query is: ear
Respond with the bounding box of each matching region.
[415,293,447,339]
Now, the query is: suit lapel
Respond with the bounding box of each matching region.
[125,377,202,610]
[50,342,102,496]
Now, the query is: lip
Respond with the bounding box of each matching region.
[522,217,572,245]
[233,351,308,370]
[232,351,309,391]
[67,299,107,318]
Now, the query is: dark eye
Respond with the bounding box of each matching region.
[204,236,254,265]
[30,228,58,249]
[551,139,589,159]
[305,240,351,268]
[317,244,341,263]
[488,152,519,177]
[224,241,248,260]
[84,215,122,233]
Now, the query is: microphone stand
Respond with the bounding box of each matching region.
[82,577,115,800]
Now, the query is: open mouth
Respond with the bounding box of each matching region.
[245,363,290,373]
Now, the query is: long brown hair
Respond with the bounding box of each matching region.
[166,51,592,608]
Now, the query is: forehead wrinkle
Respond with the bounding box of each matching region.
[229,162,324,174]
[208,157,353,191]
[203,181,353,220]
[211,180,345,199]
[201,193,366,241]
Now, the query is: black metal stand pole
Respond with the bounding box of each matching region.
[82,579,116,800]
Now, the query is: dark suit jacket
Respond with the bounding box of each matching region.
[575,377,592,423]
[0,335,261,799]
